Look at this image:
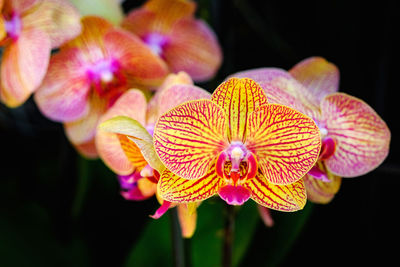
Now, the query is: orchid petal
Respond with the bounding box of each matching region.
[158,166,223,203]
[73,138,98,159]
[99,116,164,174]
[64,95,107,156]
[211,77,268,143]
[157,84,211,116]
[0,16,6,41]
[321,93,390,177]
[34,47,90,122]
[22,0,82,48]
[70,0,124,25]
[303,173,342,204]
[177,203,197,238]
[257,206,274,227]
[289,57,339,102]
[146,72,194,124]
[96,89,147,175]
[5,0,37,13]
[230,68,319,118]
[164,19,222,82]
[121,0,195,35]
[1,28,50,107]
[103,29,169,88]
[153,100,227,179]
[243,172,307,211]
[246,104,321,185]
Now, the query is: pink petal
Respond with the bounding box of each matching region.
[34,47,90,122]
[164,19,222,82]
[150,200,172,219]
[1,28,50,107]
[321,93,391,177]
[218,185,251,205]
[96,89,147,175]
[289,57,339,102]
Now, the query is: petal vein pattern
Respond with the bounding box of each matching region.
[246,104,321,185]
[211,77,268,142]
[154,100,227,179]
[158,167,223,202]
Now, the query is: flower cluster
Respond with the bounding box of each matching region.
[0,0,390,238]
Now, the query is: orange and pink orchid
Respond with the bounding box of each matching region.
[121,0,222,82]
[232,57,391,203]
[0,0,81,107]
[34,16,169,158]
[97,72,211,238]
[153,77,321,211]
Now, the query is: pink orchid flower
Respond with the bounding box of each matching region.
[0,0,81,107]
[121,0,222,82]
[153,77,321,211]
[97,72,211,238]
[34,16,169,158]
[231,57,391,204]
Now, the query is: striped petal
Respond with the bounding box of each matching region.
[158,166,223,203]
[99,116,164,174]
[289,57,339,102]
[246,104,321,185]
[303,173,342,204]
[154,99,228,179]
[96,89,147,175]
[1,28,50,107]
[230,68,319,119]
[321,93,390,177]
[34,47,90,122]
[243,172,307,212]
[177,203,197,238]
[164,19,222,82]
[211,78,268,143]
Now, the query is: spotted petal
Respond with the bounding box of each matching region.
[96,89,147,175]
[321,93,390,177]
[246,104,321,185]
[211,78,268,143]
[243,172,307,211]
[289,57,339,102]
[154,100,228,179]
[158,166,223,203]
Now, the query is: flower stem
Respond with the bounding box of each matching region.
[170,208,189,267]
[223,204,235,267]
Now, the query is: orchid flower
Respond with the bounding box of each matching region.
[153,77,321,211]
[231,57,391,203]
[121,0,222,82]
[0,0,81,107]
[34,16,169,158]
[97,72,211,238]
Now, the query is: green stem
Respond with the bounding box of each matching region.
[223,204,235,267]
[71,156,90,220]
[170,208,185,267]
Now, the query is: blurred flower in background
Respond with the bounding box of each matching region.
[0,0,81,107]
[34,16,169,158]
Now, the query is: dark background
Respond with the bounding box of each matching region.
[1,0,398,266]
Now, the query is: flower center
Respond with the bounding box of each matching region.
[319,136,336,161]
[87,58,126,104]
[142,32,168,57]
[5,12,22,40]
[216,141,257,185]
